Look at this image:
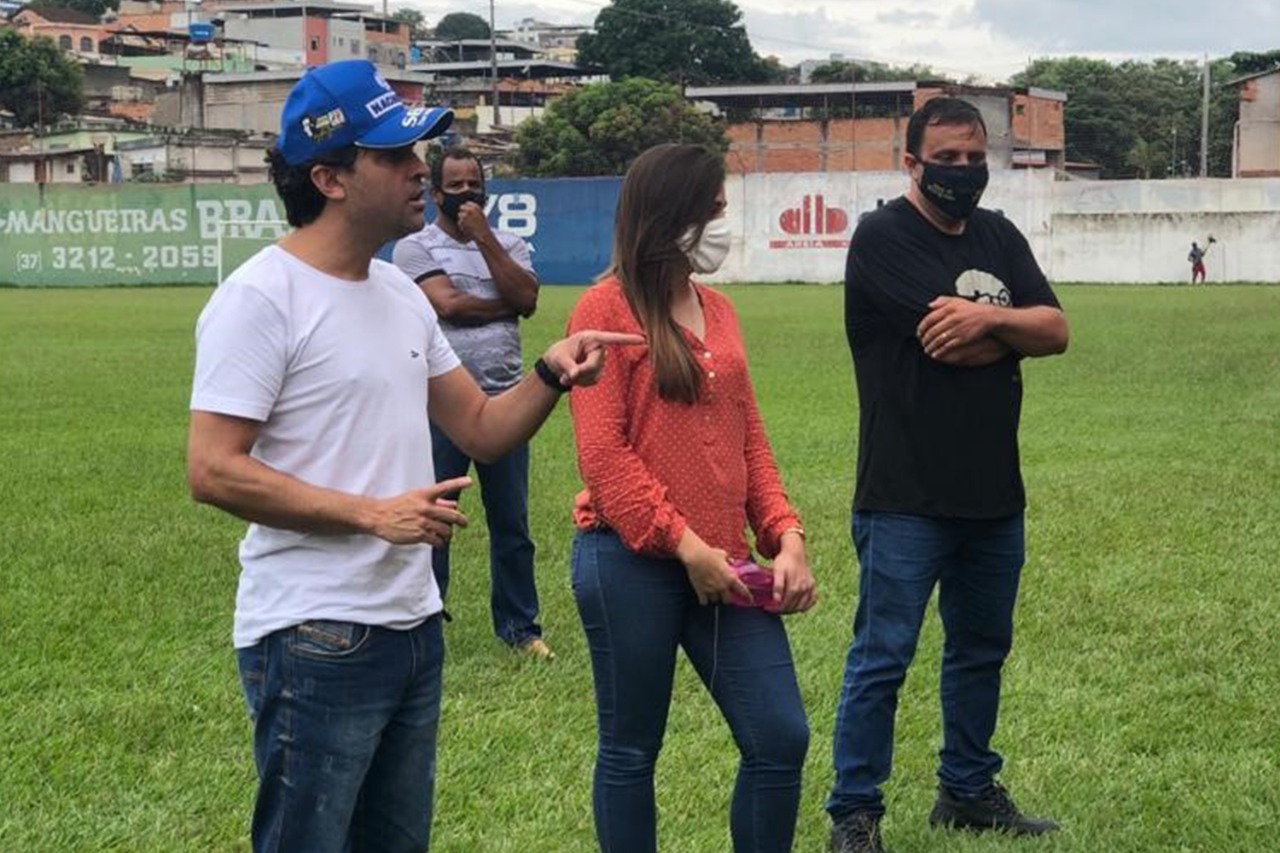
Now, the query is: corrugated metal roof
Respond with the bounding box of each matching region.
[1224,66,1280,87]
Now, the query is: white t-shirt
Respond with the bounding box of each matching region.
[190,246,461,648]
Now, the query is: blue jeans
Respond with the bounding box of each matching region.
[571,530,810,853]
[827,511,1024,818]
[237,616,445,853]
[430,422,540,646]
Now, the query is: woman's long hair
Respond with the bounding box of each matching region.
[609,143,725,405]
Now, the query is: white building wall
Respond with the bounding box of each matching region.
[1235,74,1280,176]
[168,144,236,175]
[49,156,84,183]
[475,104,546,134]
[204,80,297,135]
[702,172,1280,284]
[120,144,168,178]
[242,45,306,69]
[329,19,365,60]
[224,17,304,53]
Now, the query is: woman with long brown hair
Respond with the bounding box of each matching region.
[566,143,816,853]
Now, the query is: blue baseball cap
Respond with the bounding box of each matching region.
[277,60,453,166]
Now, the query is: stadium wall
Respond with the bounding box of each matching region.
[2,174,1278,286]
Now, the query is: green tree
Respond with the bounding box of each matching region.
[513,78,727,176]
[1225,49,1280,76]
[391,7,429,41]
[576,0,770,86]
[433,11,490,41]
[1126,136,1166,179]
[810,60,949,84]
[0,30,84,128]
[28,0,118,19]
[1014,56,1238,178]
[788,60,939,121]
[1015,57,1132,177]
[759,55,790,84]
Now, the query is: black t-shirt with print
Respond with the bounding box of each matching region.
[844,197,1060,519]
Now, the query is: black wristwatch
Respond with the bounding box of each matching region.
[533,358,568,394]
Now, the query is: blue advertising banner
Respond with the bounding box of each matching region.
[406,176,621,286]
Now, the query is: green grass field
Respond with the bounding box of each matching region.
[2,284,1278,852]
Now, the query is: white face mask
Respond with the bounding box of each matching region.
[677,217,731,274]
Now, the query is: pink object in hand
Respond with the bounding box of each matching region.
[728,559,781,612]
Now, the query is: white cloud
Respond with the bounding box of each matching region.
[876,10,944,28]
[972,0,1280,55]
[396,0,1280,81]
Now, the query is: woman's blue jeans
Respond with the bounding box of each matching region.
[827,511,1024,818]
[571,529,810,853]
[237,616,445,853]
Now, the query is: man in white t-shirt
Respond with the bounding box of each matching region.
[186,60,639,853]
[394,147,552,658]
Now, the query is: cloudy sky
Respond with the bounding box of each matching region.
[398,0,1280,81]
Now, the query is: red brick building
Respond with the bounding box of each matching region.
[687,82,1067,174]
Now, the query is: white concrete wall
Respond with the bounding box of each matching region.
[168,144,236,174]
[475,104,547,134]
[1046,178,1280,282]
[1242,73,1280,123]
[248,46,307,69]
[329,19,365,60]
[59,157,83,183]
[8,162,36,183]
[701,172,1280,284]
[204,83,293,136]
[224,17,304,54]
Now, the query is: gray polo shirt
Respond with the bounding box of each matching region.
[393,222,535,393]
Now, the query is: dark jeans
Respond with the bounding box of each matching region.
[827,511,1024,818]
[571,530,809,853]
[430,421,541,646]
[237,616,445,853]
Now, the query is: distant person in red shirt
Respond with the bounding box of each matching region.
[1188,239,1212,283]
[566,143,816,853]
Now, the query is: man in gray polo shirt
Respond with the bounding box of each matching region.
[393,146,551,658]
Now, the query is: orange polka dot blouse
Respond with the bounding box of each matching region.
[566,276,801,561]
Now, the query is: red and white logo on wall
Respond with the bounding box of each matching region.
[769,194,850,249]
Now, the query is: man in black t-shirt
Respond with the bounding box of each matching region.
[827,98,1070,853]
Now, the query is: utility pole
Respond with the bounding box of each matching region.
[490,0,500,129]
[1199,53,1211,177]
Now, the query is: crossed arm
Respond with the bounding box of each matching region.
[418,219,538,325]
[917,297,1069,367]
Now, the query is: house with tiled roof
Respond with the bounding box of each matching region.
[11,4,109,56]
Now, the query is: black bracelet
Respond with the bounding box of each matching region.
[533,357,567,394]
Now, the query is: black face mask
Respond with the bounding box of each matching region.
[917,161,988,221]
[438,189,485,222]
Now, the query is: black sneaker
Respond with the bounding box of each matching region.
[928,782,1059,836]
[830,810,888,853]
